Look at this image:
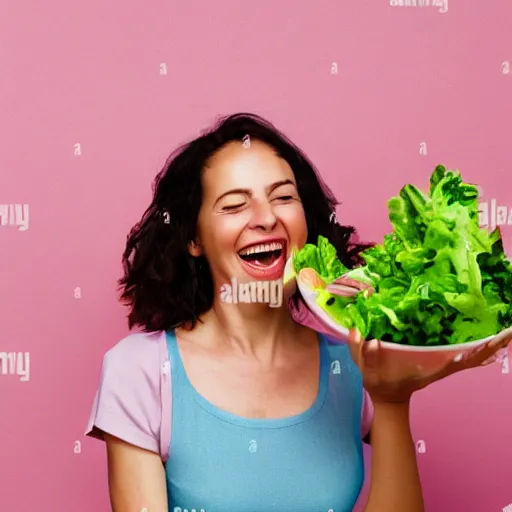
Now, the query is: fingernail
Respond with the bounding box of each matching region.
[453,353,463,363]
[488,336,501,348]
[368,339,378,351]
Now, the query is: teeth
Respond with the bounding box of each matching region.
[239,241,284,256]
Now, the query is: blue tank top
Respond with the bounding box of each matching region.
[164,330,365,512]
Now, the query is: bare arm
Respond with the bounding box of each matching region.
[363,400,425,512]
[105,433,168,512]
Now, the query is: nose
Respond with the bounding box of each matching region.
[249,199,277,232]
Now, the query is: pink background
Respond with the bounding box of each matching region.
[1,1,511,511]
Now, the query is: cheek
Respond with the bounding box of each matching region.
[206,214,248,249]
[280,204,308,243]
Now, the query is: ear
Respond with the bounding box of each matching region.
[188,239,202,257]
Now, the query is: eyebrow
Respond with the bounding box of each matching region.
[213,179,295,206]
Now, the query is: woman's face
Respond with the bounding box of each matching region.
[192,139,308,288]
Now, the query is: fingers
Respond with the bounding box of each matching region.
[347,329,381,374]
[481,354,499,366]
[488,326,512,350]
[363,339,380,369]
[436,328,512,378]
[465,329,512,367]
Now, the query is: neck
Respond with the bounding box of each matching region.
[201,297,305,365]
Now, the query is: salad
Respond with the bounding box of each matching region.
[293,165,512,346]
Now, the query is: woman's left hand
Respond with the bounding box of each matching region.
[287,272,512,402]
[347,326,512,404]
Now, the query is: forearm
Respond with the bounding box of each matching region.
[364,400,424,512]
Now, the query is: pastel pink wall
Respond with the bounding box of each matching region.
[1,1,511,511]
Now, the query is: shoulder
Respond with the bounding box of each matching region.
[85,330,169,456]
[98,330,169,411]
[99,330,168,394]
[106,329,165,356]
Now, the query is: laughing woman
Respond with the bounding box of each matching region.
[85,113,512,512]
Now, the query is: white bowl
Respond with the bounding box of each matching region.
[287,257,500,373]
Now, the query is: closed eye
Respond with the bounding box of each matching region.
[223,196,293,211]
[222,203,245,211]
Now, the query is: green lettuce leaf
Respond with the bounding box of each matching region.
[293,235,348,282]
[293,165,512,346]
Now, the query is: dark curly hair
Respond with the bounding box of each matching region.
[118,113,371,332]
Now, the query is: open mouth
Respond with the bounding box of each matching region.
[238,241,285,267]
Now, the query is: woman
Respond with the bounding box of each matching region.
[85,113,512,512]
